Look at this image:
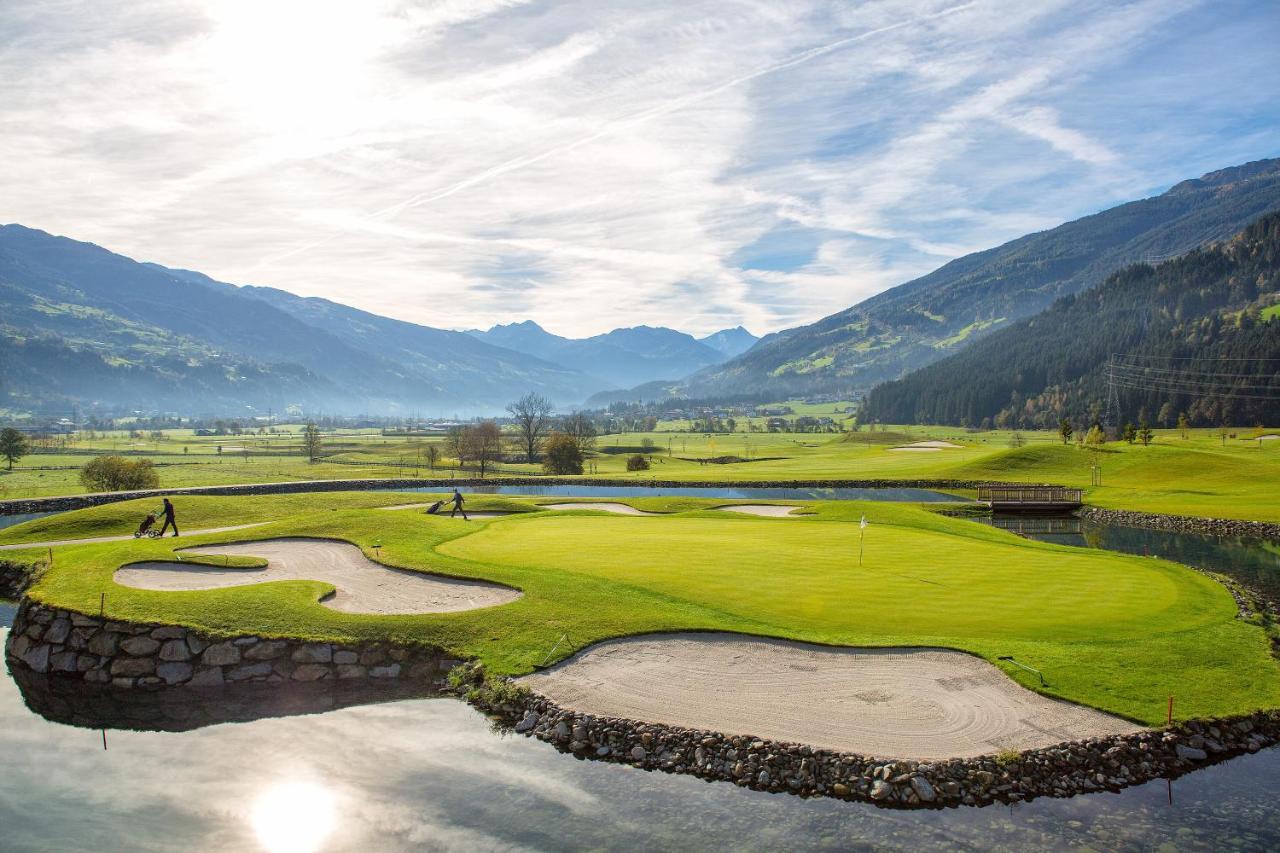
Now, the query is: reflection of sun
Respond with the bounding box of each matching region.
[251,781,338,853]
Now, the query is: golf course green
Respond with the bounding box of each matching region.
[5,492,1279,727]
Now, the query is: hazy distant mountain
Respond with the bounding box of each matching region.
[0,225,596,416]
[673,158,1280,400]
[698,326,758,358]
[467,321,726,390]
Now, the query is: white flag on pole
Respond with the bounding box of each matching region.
[860,515,867,529]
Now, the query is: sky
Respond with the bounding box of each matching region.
[2,1,1278,338]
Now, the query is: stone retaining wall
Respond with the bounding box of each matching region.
[5,600,460,689]
[1078,507,1280,543]
[473,690,1280,809]
[0,476,993,515]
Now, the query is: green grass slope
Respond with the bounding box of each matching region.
[6,494,1278,727]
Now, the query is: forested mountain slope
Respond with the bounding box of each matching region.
[863,212,1280,428]
[676,158,1280,399]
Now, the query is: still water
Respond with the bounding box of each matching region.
[978,515,1280,600]
[383,484,968,502]
[0,511,54,531]
[2,603,1278,852]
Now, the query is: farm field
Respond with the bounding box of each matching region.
[3,423,1278,523]
[4,492,1278,727]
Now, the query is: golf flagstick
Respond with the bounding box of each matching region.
[859,515,867,566]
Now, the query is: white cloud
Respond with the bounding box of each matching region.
[1,0,1277,337]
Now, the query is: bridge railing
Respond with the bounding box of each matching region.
[977,486,1083,504]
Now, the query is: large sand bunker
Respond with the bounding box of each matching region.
[714,505,799,517]
[889,440,963,452]
[114,538,520,615]
[521,633,1140,760]
[540,502,657,515]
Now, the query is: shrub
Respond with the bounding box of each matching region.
[542,431,584,475]
[625,454,650,472]
[79,455,160,492]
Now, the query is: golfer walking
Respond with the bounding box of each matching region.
[449,488,469,520]
[158,497,179,537]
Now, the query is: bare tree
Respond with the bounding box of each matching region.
[425,443,440,470]
[447,422,504,476]
[507,392,554,463]
[560,411,597,452]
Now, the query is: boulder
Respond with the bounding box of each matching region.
[244,640,288,661]
[111,657,155,677]
[120,636,161,656]
[201,642,241,666]
[158,639,192,661]
[292,664,330,682]
[292,643,333,664]
[156,662,194,685]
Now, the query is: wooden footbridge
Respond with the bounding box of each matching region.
[977,485,1083,513]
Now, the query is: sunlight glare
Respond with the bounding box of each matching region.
[250,780,339,853]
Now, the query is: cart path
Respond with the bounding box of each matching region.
[0,523,269,551]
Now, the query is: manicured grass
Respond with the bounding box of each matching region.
[7,493,1279,727]
[4,423,1278,524]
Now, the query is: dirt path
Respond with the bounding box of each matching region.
[521,633,1141,760]
[114,537,521,615]
[0,523,269,552]
[714,505,799,517]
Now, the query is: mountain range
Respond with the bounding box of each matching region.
[465,321,756,391]
[649,158,1280,403]
[0,225,754,416]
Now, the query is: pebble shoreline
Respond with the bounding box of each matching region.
[469,690,1280,809]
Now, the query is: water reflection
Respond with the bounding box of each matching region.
[1,619,1278,851]
[977,514,1280,600]
[252,780,339,853]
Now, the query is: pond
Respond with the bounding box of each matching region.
[383,484,969,502]
[977,515,1280,600]
[0,511,55,531]
[1,605,1277,852]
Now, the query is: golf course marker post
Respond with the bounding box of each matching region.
[1168,695,1174,726]
[859,515,867,566]
[998,655,1045,686]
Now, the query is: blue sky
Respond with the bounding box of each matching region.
[1,0,1277,337]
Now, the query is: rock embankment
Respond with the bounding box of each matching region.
[1079,507,1280,543]
[5,600,458,689]
[471,690,1279,809]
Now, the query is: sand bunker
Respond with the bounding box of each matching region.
[114,537,520,615]
[541,502,657,516]
[522,633,1140,760]
[0,523,268,552]
[889,440,963,452]
[714,505,799,517]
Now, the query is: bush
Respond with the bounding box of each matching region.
[542,432,584,475]
[79,455,160,492]
[625,454,650,472]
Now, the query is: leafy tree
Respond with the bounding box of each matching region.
[1178,412,1190,439]
[1122,422,1138,444]
[1085,424,1106,446]
[1008,431,1026,448]
[1058,419,1073,445]
[625,454,650,472]
[1138,421,1153,446]
[301,423,323,463]
[0,427,30,470]
[542,432,584,475]
[1157,402,1175,428]
[79,455,159,492]
[507,392,554,463]
[641,437,656,453]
